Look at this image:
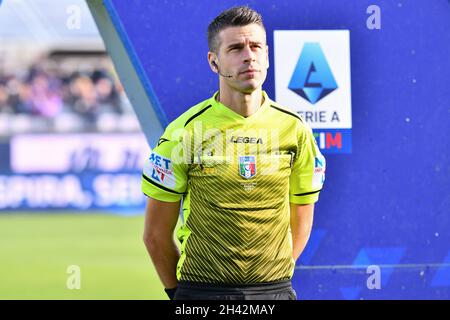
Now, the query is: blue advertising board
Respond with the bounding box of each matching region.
[86,0,450,299]
[0,133,149,212]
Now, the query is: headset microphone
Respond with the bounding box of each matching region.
[212,61,233,78]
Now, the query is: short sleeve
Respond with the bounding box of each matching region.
[289,124,326,205]
[141,129,188,202]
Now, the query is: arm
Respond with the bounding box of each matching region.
[290,202,315,262]
[143,197,181,290]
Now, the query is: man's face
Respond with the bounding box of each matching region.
[210,23,269,94]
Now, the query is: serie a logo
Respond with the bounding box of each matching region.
[288,42,338,104]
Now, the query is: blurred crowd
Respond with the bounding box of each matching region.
[0,60,137,134]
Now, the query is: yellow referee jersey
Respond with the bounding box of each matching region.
[142,91,326,284]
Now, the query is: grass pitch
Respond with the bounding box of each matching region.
[0,213,170,300]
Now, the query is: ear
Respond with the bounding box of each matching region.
[207,51,218,73]
[265,45,270,69]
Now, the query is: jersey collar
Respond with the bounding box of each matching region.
[210,90,271,121]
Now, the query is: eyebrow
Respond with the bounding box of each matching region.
[226,41,264,49]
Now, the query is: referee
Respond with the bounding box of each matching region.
[142,6,326,300]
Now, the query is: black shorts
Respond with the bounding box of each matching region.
[174,280,297,300]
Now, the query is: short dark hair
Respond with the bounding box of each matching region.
[207,6,265,53]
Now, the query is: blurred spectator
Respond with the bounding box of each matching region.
[71,75,98,124]
[8,79,34,114]
[0,84,14,114]
[0,55,135,134]
[30,72,63,118]
[94,75,122,114]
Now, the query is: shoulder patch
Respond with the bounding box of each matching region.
[143,151,176,189]
[312,154,326,189]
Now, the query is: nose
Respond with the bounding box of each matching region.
[242,45,256,63]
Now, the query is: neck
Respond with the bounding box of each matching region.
[217,87,263,117]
